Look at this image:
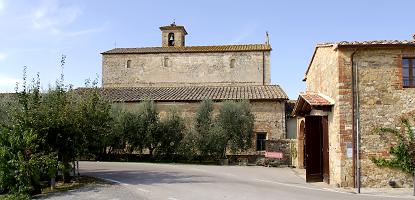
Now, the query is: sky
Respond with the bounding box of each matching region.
[0,0,415,99]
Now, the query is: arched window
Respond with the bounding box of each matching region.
[126,60,131,68]
[230,59,236,68]
[168,33,175,46]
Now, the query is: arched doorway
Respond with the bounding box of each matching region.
[298,120,305,168]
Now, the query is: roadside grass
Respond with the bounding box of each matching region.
[0,176,111,200]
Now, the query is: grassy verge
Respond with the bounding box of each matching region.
[0,176,111,200]
[40,176,111,195]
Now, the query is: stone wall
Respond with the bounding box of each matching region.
[336,49,357,187]
[354,47,415,187]
[305,46,345,186]
[102,51,270,87]
[266,139,296,166]
[114,100,286,155]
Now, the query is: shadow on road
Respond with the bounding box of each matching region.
[84,170,212,185]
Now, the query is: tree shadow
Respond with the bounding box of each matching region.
[83,169,212,185]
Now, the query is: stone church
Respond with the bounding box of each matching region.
[100,23,289,160]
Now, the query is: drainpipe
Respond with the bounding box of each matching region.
[351,49,361,193]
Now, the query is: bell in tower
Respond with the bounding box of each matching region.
[160,22,188,47]
[168,33,175,46]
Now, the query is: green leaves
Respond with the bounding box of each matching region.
[371,118,415,174]
[192,99,255,160]
[217,100,255,156]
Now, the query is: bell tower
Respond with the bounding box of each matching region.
[160,22,188,47]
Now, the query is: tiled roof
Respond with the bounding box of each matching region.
[292,93,334,116]
[78,85,288,102]
[102,44,272,54]
[299,93,333,106]
[317,40,415,47]
[304,39,415,80]
[285,100,297,117]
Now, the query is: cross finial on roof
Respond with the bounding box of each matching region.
[171,19,176,26]
[413,33,415,40]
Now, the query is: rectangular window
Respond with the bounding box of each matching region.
[256,133,266,151]
[403,58,415,87]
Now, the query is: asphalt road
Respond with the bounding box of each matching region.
[76,161,413,200]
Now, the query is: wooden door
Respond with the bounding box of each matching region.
[322,116,330,184]
[305,116,323,182]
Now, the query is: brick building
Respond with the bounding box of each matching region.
[100,23,289,159]
[293,35,415,187]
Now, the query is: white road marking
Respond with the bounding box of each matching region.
[255,179,414,199]
[255,178,338,193]
[223,173,237,177]
[167,197,180,200]
[99,177,151,193]
[136,188,150,193]
[101,177,129,186]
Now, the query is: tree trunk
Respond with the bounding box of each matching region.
[72,160,76,177]
[149,148,154,159]
[76,159,80,177]
[50,177,56,191]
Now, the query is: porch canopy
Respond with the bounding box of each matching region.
[292,92,334,116]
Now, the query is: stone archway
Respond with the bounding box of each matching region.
[298,119,305,169]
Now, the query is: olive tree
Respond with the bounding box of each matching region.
[156,108,186,159]
[216,100,255,158]
[137,100,160,157]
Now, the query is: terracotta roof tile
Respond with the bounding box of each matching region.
[102,44,272,54]
[317,40,415,47]
[77,85,287,102]
[299,93,333,106]
[291,93,334,116]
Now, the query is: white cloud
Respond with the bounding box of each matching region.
[31,0,81,33]
[0,0,4,12]
[0,74,20,92]
[67,24,109,37]
[231,23,260,44]
[27,0,106,38]
[0,52,7,61]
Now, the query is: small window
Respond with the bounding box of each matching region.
[403,58,415,87]
[168,33,175,46]
[126,60,131,68]
[230,59,236,68]
[164,57,169,67]
[256,133,266,151]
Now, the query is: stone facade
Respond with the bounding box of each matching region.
[99,23,288,161]
[353,48,415,187]
[299,42,415,188]
[102,51,270,87]
[305,46,346,186]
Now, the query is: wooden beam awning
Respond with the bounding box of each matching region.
[292,92,334,117]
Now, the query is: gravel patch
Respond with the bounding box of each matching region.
[37,184,146,200]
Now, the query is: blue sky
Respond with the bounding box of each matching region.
[0,0,414,99]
